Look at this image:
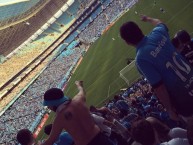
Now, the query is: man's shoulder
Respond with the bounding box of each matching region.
[73,93,86,103]
[136,51,151,64]
[152,23,168,33]
[136,41,152,57]
[57,101,72,113]
[72,97,86,107]
[148,24,169,42]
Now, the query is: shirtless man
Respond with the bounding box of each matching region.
[41,81,114,145]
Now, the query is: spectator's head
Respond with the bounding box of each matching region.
[131,119,156,145]
[172,30,191,52]
[17,129,34,145]
[90,105,97,112]
[44,124,52,135]
[157,104,164,111]
[146,117,170,142]
[43,88,70,112]
[113,95,120,102]
[120,21,144,46]
[144,105,151,113]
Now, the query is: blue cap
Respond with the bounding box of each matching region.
[43,96,69,106]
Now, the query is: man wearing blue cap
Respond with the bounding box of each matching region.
[41,81,114,145]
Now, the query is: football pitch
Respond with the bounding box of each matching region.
[37,0,193,140]
[65,0,193,106]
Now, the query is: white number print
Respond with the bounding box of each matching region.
[166,52,191,82]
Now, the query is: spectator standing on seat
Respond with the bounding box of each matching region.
[120,15,193,120]
[41,81,114,145]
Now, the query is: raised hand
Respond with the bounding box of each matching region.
[140,14,149,22]
[75,81,83,87]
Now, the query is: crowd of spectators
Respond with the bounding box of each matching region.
[103,78,185,129]
[0,0,142,144]
[0,35,59,87]
[79,0,138,43]
[77,0,96,16]
[0,0,100,114]
[0,0,84,87]
[5,0,192,145]
[0,46,82,144]
[15,77,191,145]
[88,77,191,145]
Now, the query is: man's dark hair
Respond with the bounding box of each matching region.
[131,119,155,145]
[90,105,97,112]
[44,88,64,100]
[172,30,191,48]
[120,21,144,45]
[113,95,120,102]
[44,88,64,111]
[17,129,33,145]
[176,30,191,44]
[44,124,52,135]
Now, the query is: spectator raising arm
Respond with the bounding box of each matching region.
[140,14,162,26]
[74,81,86,102]
[41,115,63,145]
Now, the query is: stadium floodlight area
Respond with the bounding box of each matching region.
[0,0,70,56]
[0,0,40,21]
[119,60,141,86]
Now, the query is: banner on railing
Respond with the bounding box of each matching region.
[33,113,49,138]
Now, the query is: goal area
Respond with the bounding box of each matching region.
[119,60,141,86]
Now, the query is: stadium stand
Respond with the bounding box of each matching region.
[79,0,137,43]
[5,0,190,145]
[0,0,69,56]
[0,0,135,143]
[0,0,81,111]
[0,0,40,21]
[0,0,86,143]
[0,42,83,144]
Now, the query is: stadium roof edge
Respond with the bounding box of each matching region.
[0,0,51,31]
[0,0,30,7]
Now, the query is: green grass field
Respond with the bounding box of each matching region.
[37,0,193,140]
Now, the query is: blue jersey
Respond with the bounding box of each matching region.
[115,100,129,112]
[135,24,193,116]
[54,131,74,145]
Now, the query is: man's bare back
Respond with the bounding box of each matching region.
[55,96,100,145]
[41,81,103,145]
